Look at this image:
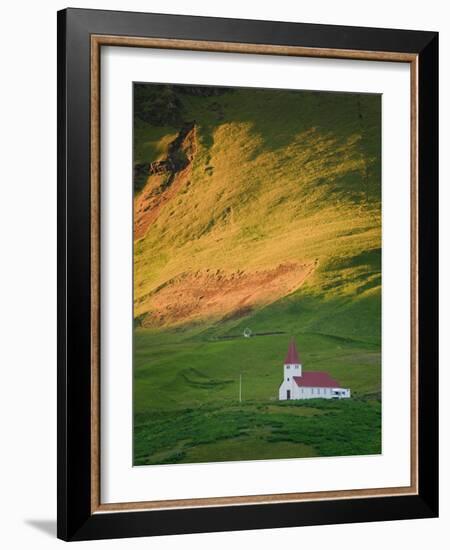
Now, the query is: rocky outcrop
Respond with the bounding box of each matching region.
[134,123,197,239]
[154,122,196,173]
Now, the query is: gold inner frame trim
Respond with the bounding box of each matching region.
[90,34,419,514]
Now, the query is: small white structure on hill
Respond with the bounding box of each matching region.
[278,339,350,400]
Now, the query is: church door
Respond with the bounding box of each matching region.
[287,390,291,400]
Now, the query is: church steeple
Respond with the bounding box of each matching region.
[284,338,302,379]
[285,339,300,365]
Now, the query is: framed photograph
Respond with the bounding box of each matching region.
[57,8,438,541]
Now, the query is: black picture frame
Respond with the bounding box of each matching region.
[57,7,438,541]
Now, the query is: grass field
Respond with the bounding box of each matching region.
[132,84,382,466]
[134,398,381,465]
[133,319,381,464]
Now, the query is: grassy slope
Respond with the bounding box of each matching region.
[133,86,382,465]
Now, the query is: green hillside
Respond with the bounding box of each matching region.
[132,84,381,466]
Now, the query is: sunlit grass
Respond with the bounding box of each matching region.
[132,85,381,465]
[134,88,381,318]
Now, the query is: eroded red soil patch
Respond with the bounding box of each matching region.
[139,261,316,328]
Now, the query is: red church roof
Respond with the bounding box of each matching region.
[285,339,301,364]
[293,372,340,388]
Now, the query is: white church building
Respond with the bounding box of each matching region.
[278,339,351,400]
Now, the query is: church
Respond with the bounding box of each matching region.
[278,339,351,400]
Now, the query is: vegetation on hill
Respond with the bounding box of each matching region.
[133,84,382,465]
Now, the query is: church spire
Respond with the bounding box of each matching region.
[285,338,300,365]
